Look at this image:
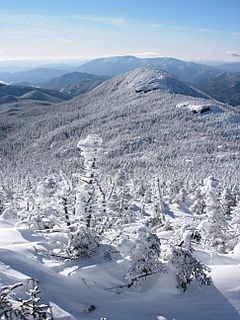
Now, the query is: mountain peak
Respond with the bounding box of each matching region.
[124,68,174,91]
[120,68,208,98]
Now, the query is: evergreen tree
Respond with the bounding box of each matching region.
[173,187,187,208]
[66,224,99,259]
[107,169,133,223]
[148,178,166,229]
[167,245,211,291]
[231,202,240,232]
[35,136,104,260]
[165,215,211,292]
[0,279,53,319]
[125,226,163,286]
[220,187,235,217]
[200,176,229,253]
[190,188,205,216]
[75,134,103,229]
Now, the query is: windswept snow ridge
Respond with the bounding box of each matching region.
[124,68,208,97]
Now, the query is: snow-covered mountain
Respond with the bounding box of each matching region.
[39,72,109,90]
[0,68,68,85]
[76,56,240,105]
[118,68,208,97]
[76,55,221,83]
[0,68,239,185]
[76,55,144,76]
[217,62,240,73]
[2,56,239,105]
[196,72,240,106]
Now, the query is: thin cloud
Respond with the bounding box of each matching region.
[65,15,129,27]
[226,50,240,57]
[130,51,161,57]
[148,22,234,36]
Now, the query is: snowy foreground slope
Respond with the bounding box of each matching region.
[0,209,239,320]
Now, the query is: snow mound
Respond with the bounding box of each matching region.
[176,101,222,114]
[124,68,207,97]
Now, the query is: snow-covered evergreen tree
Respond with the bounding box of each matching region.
[190,188,205,216]
[35,136,104,260]
[167,244,211,291]
[66,224,99,259]
[75,134,103,229]
[107,169,134,223]
[125,226,163,286]
[173,187,187,208]
[199,176,229,253]
[0,186,6,215]
[231,202,240,234]
[0,279,53,319]
[220,187,235,217]
[148,178,166,229]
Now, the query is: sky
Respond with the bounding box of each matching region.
[0,0,240,62]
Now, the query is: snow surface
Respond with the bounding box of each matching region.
[0,208,239,320]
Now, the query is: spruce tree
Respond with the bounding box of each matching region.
[125,226,162,286]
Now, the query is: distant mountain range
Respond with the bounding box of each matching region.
[0,68,67,85]
[74,56,240,106]
[39,72,109,97]
[0,83,69,105]
[196,72,240,106]
[0,55,226,84]
[0,55,239,105]
[75,56,221,83]
[217,62,240,73]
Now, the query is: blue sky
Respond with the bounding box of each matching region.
[0,0,240,61]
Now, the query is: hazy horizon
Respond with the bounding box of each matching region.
[0,56,239,73]
[0,0,240,63]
